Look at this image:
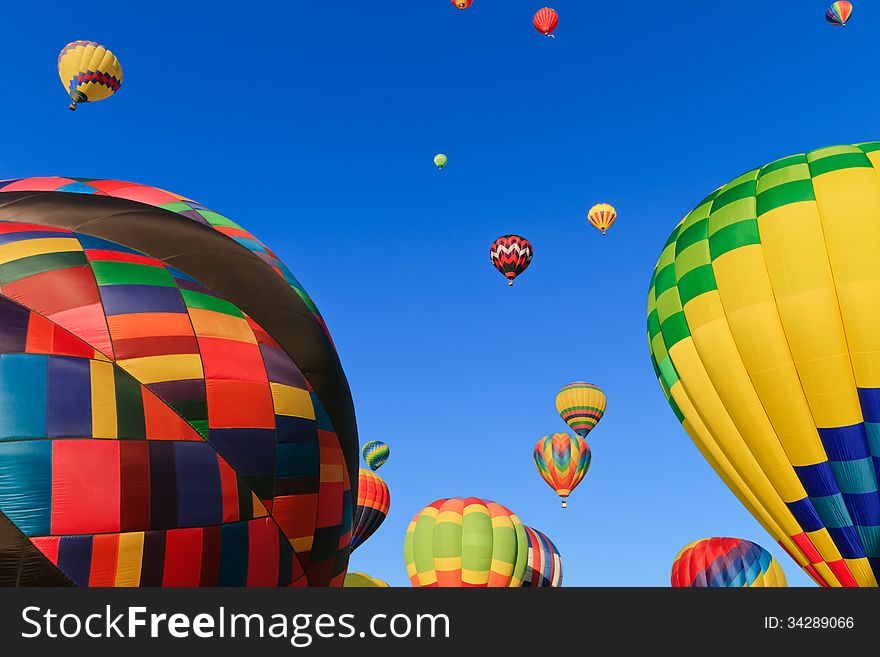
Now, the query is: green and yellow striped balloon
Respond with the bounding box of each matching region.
[404,498,528,587]
[362,440,390,471]
[648,142,880,587]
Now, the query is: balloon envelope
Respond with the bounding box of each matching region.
[490,235,533,286]
[0,177,357,587]
[648,142,880,587]
[352,469,390,551]
[533,433,591,508]
[58,41,122,110]
[534,8,559,35]
[588,203,617,235]
[344,572,390,587]
[556,382,606,438]
[451,0,473,9]
[671,538,786,587]
[404,498,528,587]
[826,1,853,25]
[434,154,448,169]
[522,526,563,587]
[362,440,390,471]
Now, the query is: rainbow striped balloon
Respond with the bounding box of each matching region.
[671,538,787,588]
[522,526,563,587]
[826,1,853,26]
[533,433,591,508]
[362,440,390,471]
[556,382,606,438]
[404,498,528,587]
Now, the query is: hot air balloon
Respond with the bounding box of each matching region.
[344,572,390,587]
[534,8,559,37]
[404,498,528,587]
[533,433,591,508]
[556,382,607,438]
[452,0,473,9]
[434,154,448,170]
[522,526,563,587]
[362,440,390,471]
[0,177,358,587]
[58,41,123,111]
[647,141,880,587]
[671,538,787,588]
[826,1,853,26]
[352,469,390,551]
[588,203,617,236]
[490,235,533,286]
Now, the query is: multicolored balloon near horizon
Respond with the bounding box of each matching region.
[671,538,787,588]
[534,8,559,36]
[362,440,390,471]
[826,1,853,26]
[344,572,390,587]
[58,41,122,111]
[522,526,563,587]
[451,0,473,9]
[404,498,528,587]
[434,154,448,170]
[556,382,606,438]
[352,469,390,552]
[648,141,880,587]
[490,235,533,286]
[588,203,617,236]
[533,433,591,509]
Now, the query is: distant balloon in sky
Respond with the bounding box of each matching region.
[352,469,390,552]
[588,203,618,236]
[534,8,559,37]
[556,382,607,438]
[522,526,563,587]
[490,234,533,286]
[58,41,122,111]
[534,433,591,508]
[344,572,390,587]
[452,0,473,9]
[404,497,528,587]
[671,538,787,588]
[826,1,853,26]
[434,153,448,170]
[362,440,390,471]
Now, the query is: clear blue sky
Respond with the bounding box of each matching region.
[4,1,876,586]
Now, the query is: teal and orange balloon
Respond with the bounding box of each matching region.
[533,433,591,508]
[362,440,389,471]
[556,382,606,438]
[671,538,787,587]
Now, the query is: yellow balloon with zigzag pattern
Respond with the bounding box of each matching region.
[58,41,123,111]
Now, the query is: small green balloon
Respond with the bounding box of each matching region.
[434,154,448,170]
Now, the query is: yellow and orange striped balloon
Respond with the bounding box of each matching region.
[588,203,617,235]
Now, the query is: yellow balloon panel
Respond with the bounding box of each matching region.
[648,143,880,587]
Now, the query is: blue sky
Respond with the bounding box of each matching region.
[4,1,877,586]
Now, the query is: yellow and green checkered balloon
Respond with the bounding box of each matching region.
[648,142,880,587]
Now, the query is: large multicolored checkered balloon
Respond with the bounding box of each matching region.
[0,177,357,587]
[404,498,528,587]
[648,143,880,587]
[671,538,786,588]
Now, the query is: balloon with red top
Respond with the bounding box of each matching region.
[534,7,559,36]
[452,0,473,10]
